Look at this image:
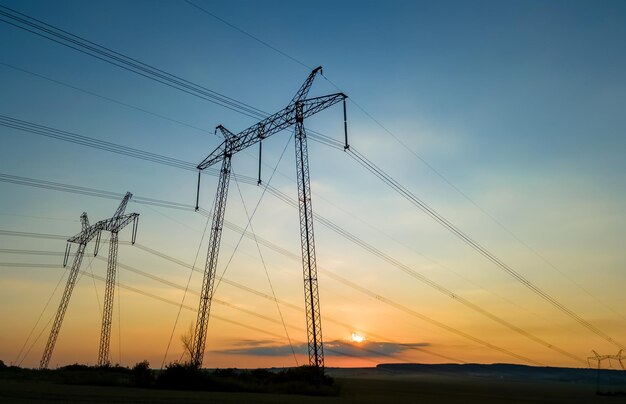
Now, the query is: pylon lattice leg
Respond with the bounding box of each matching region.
[39,243,87,369]
[98,231,118,366]
[191,156,232,367]
[295,110,324,370]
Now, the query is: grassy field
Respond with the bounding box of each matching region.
[1,369,624,403]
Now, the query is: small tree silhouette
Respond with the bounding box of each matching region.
[180,322,194,364]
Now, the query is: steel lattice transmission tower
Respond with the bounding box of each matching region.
[38,193,138,369]
[587,349,625,393]
[588,349,625,370]
[192,67,347,370]
[94,192,139,366]
[39,212,100,369]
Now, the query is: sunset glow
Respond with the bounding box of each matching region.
[351,333,366,343]
[1,0,625,373]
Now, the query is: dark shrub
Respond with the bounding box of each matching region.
[132,360,153,387]
[156,362,210,390]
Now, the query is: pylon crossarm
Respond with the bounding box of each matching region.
[216,125,237,141]
[300,94,346,116]
[97,213,139,233]
[197,93,345,170]
[67,219,101,244]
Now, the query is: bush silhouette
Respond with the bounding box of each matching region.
[132,360,153,387]
[156,362,210,390]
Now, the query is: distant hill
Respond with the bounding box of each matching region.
[376,363,626,385]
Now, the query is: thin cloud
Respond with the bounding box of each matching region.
[215,339,430,358]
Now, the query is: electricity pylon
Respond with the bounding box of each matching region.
[588,349,625,394]
[193,67,347,369]
[39,194,138,369]
[588,349,625,370]
[94,192,139,366]
[587,349,626,370]
[588,350,613,369]
[39,212,100,369]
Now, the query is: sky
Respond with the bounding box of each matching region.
[1,0,625,370]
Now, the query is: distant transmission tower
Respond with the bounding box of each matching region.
[192,66,347,370]
[38,193,138,369]
[588,349,625,393]
[94,192,139,366]
[588,349,624,370]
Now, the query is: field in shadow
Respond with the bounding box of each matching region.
[2,361,625,403]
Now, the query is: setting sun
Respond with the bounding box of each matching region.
[351,333,366,343]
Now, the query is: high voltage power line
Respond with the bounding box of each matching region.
[0,2,620,364]
[0,5,267,120]
[262,183,586,364]
[0,93,610,361]
[5,55,622,332]
[0,256,455,365]
[0,58,589,336]
[1,9,619,351]
[0,201,573,367]
[16,250,460,364]
[0,112,600,363]
[0,115,198,172]
[276,98,624,350]
[179,0,626,341]
[343,147,624,350]
[0,238,520,365]
[183,0,313,71]
[15,263,399,367]
[232,164,299,366]
[0,114,601,363]
[0,62,213,136]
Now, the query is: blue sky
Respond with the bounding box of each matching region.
[1,0,625,368]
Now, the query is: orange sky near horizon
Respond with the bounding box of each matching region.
[1,0,626,371]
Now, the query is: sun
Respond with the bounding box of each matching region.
[351,332,365,343]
